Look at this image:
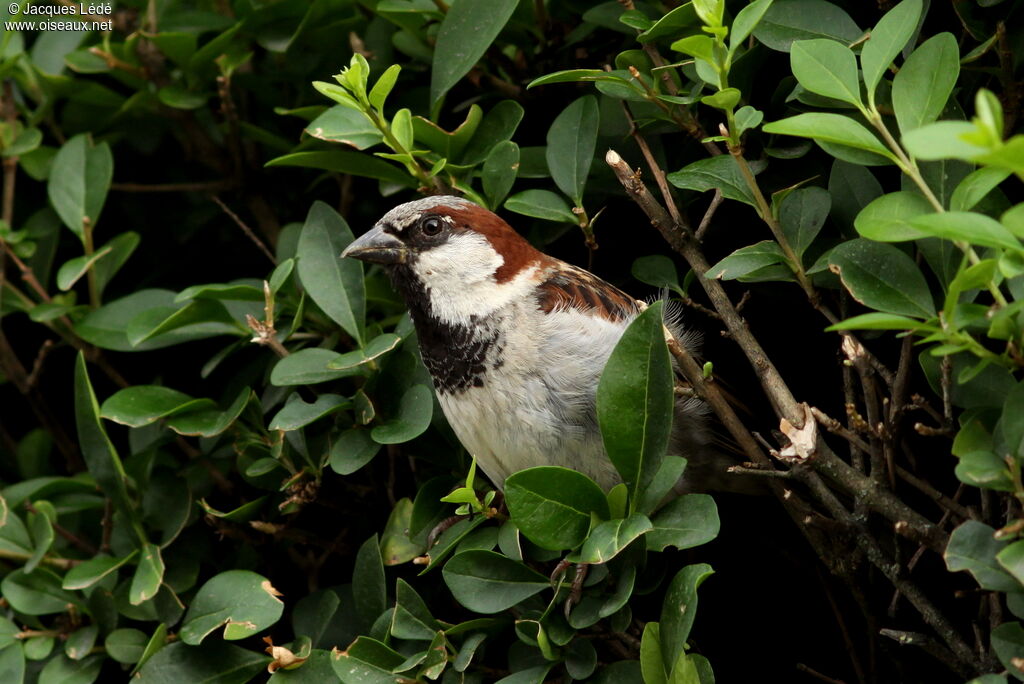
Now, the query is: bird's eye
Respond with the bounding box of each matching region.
[421,216,443,237]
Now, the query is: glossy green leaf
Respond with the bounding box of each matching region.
[271,348,361,386]
[825,312,934,331]
[325,333,401,371]
[631,255,683,296]
[578,514,652,563]
[667,155,756,206]
[504,189,577,224]
[892,33,960,134]
[659,564,713,674]
[790,39,862,106]
[180,570,284,645]
[126,299,240,347]
[763,113,895,161]
[74,353,143,542]
[853,191,933,242]
[753,0,862,52]
[38,654,102,684]
[597,301,674,512]
[505,467,610,551]
[330,637,406,682]
[329,428,381,475]
[945,521,1019,592]
[482,140,519,208]
[546,96,599,206]
[860,0,922,100]
[47,134,113,239]
[902,121,987,161]
[63,552,137,591]
[25,501,55,574]
[780,186,831,260]
[705,240,788,280]
[641,623,667,684]
[391,579,439,641]
[729,0,774,54]
[430,0,518,106]
[305,106,383,150]
[828,239,935,318]
[298,201,365,345]
[371,384,433,444]
[992,622,1024,682]
[442,550,548,613]
[908,212,1021,250]
[353,534,387,632]
[56,245,112,291]
[104,628,148,664]
[164,387,251,438]
[951,167,1011,212]
[265,151,417,187]
[268,393,348,431]
[647,495,720,552]
[134,641,266,684]
[2,567,81,615]
[100,386,213,428]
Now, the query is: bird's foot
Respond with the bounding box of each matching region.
[551,559,590,619]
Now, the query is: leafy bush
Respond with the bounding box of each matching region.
[0,0,1023,682]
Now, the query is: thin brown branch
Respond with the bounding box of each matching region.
[695,189,724,241]
[111,180,236,193]
[605,148,947,552]
[210,195,277,265]
[795,663,847,684]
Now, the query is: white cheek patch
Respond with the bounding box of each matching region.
[414,232,537,325]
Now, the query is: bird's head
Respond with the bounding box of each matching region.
[342,196,546,324]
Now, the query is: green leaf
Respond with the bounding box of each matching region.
[298,201,365,345]
[860,0,922,101]
[353,534,386,632]
[828,239,936,318]
[853,191,933,242]
[442,550,548,613]
[945,520,1019,592]
[2,567,81,615]
[305,106,383,150]
[637,4,699,42]
[829,160,883,230]
[56,245,112,291]
[265,151,417,187]
[38,654,102,684]
[631,255,683,296]
[47,134,113,239]
[790,39,862,107]
[25,501,55,574]
[505,467,610,551]
[730,0,774,54]
[371,384,433,444]
[482,141,519,209]
[179,570,284,645]
[268,393,348,431]
[902,121,987,161]
[546,96,599,206]
[430,0,518,106]
[647,494,720,552]
[892,33,960,134]
[705,240,788,280]
[908,212,1021,250]
[391,579,439,641]
[992,622,1024,682]
[660,564,714,673]
[74,353,143,542]
[951,167,1011,212]
[100,386,213,428]
[130,543,164,606]
[63,552,137,591]
[329,428,382,475]
[597,301,674,512]
[134,641,266,684]
[825,312,934,331]
[763,113,896,161]
[998,541,1024,589]
[753,0,862,52]
[780,186,831,261]
[93,231,140,297]
[105,628,148,664]
[667,155,757,206]
[271,348,362,386]
[369,64,401,111]
[578,514,652,563]
[126,299,240,347]
[163,387,250,438]
[504,189,578,224]
[641,622,667,684]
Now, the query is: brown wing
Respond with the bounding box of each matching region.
[535,264,638,322]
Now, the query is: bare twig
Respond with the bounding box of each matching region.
[695,189,724,241]
[111,180,236,193]
[210,195,277,264]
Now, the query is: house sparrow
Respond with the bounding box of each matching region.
[342,196,715,492]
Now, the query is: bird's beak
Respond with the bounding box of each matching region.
[341,225,408,264]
